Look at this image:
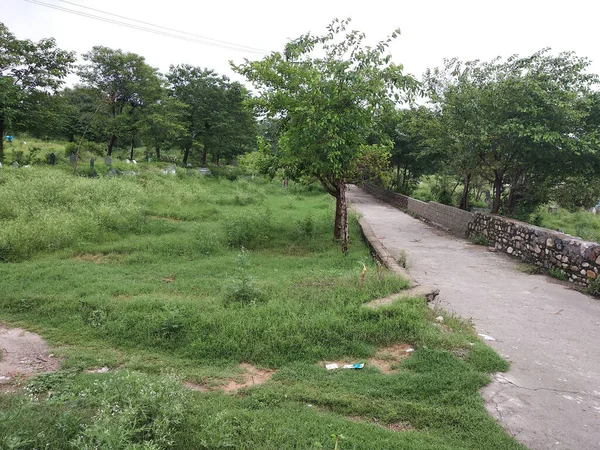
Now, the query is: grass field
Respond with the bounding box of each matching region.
[0,159,522,448]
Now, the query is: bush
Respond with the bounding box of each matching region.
[223,249,264,306]
[588,277,600,297]
[548,267,567,281]
[71,371,187,449]
[225,209,272,249]
[470,233,489,246]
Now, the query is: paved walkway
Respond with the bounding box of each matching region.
[348,186,600,450]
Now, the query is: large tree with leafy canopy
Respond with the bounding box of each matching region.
[0,22,75,160]
[77,46,162,157]
[426,51,600,216]
[234,19,417,253]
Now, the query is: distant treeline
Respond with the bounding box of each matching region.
[2,21,600,218]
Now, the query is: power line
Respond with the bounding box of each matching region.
[24,0,269,55]
[57,0,269,54]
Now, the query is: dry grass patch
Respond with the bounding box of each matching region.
[72,252,122,264]
[184,363,276,393]
[368,343,414,374]
[347,415,414,432]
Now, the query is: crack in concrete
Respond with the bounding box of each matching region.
[495,375,600,400]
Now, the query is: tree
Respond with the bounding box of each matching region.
[139,95,187,160]
[234,19,417,253]
[167,66,256,166]
[77,46,162,157]
[0,22,75,159]
[426,51,600,215]
[376,106,443,195]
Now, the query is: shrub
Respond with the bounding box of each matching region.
[587,276,600,297]
[223,249,264,306]
[548,267,567,281]
[71,371,187,449]
[296,216,315,239]
[470,233,489,246]
[225,209,272,249]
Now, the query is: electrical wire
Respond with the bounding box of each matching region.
[57,0,269,53]
[24,0,269,55]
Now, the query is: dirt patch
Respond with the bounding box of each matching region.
[347,415,414,432]
[72,253,120,264]
[184,363,275,393]
[368,343,414,374]
[0,325,60,385]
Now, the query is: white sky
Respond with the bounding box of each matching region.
[4,0,600,85]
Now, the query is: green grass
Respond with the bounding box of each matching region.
[0,165,521,449]
[533,207,600,243]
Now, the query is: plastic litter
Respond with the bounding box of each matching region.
[343,363,364,369]
[326,363,365,370]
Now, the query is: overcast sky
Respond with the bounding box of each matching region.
[5,0,600,85]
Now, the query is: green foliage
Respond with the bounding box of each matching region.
[548,267,567,281]
[234,18,418,251]
[223,249,265,306]
[0,167,144,261]
[64,140,106,157]
[425,50,600,215]
[72,371,187,449]
[167,66,257,165]
[552,176,600,211]
[430,175,458,206]
[587,277,600,297]
[225,209,273,249]
[0,22,75,159]
[78,46,163,157]
[470,234,489,246]
[532,206,600,243]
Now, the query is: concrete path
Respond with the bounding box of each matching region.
[348,185,600,450]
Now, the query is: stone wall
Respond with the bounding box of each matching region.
[469,214,600,285]
[362,183,600,286]
[363,183,474,237]
[363,183,408,209]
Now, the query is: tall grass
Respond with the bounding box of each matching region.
[0,167,144,261]
[533,207,600,243]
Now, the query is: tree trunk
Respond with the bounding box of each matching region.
[0,118,5,162]
[182,146,190,166]
[506,185,516,215]
[107,134,117,157]
[215,151,220,165]
[155,146,160,160]
[129,134,135,161]
[334,188,343,240]
[459,172,472,210]
[201,146,207,166]
[492,172,504,214]
[339,181,349,254]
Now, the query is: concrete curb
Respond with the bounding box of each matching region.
[357,217,440,303]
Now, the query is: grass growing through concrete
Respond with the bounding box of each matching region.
[0,165,522,449]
